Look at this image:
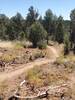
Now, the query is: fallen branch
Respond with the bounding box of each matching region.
[13,80,68,99]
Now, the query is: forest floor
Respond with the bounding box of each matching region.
[0,41,75,100]
[0,41,59,99]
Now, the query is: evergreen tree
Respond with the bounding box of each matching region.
[29,22,47,47]
[26,6,38,27]
[64,33,70,55]
[7,12,24,40]
[56,16,64,43]
[44,9,53,44]
[70,9,75,52]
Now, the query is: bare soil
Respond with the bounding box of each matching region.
[0,41,74,100]
[0,41,59,99]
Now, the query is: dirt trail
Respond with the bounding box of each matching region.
[47,46,59,58]
[0,41,14,48]
[0,46,59,83]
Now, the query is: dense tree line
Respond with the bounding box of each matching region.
[0,6,75,53]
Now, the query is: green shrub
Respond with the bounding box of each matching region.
[29,22,47,47]
[34,52,45,59]
[64,33,70,55]
[19,32,26,40]
[37,40,47,49]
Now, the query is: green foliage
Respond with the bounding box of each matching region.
[26,6,38,27]
[70,9,75,43]
[43,10,58,43]
[0,6,73,56]
[55,16,64,43]
[64,33,70,55]
[37,40,47,49]
[64,20,70,33]
[29,22,47,47]
[44,9,53,44]
[38,16,43,24]
[7,12,24,40]
[0,14,9,40]
[70,9,75,21]
[19,32,26,40]
[34,52,45,58]
[70,9,75,54]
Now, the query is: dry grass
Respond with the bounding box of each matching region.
[25,64,68,88]
[0,54,16,63]
[0,81,8,93]
[54,54,75,76]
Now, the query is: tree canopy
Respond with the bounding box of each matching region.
[55,16,64,43]
[0,6,75,53]
[28,22,47,47]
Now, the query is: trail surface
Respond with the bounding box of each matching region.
[0,46,59,82]
[47,46,59,58]
[0,41,14,48]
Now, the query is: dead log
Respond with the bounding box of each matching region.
[13,80,69,100]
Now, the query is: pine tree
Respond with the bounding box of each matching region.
[56,16,64,43]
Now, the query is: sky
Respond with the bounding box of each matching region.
[0,0,75,20]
